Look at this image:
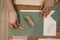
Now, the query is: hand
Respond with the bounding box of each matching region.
[41,0,55,18]
[8,12,19,28]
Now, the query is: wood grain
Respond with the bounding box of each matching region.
[14,1,60,11]
[14,4,42,11]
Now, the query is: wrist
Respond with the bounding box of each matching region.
[9,10,17,15]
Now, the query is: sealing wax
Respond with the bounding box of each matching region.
[25,16,35,27]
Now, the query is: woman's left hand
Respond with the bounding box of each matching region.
[41,0,55,18]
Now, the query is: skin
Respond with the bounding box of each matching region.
[41,0,55,18]
[5,0,55,28]
[5,0,19,28]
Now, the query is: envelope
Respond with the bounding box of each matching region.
[43,10,56,36]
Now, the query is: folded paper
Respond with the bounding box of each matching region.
[43,10,56,36]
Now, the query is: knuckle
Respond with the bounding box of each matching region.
[9,21,15,25]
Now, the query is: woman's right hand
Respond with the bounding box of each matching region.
[8,12,19,28]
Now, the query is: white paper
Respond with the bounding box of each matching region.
[43,10,56,36]
[38,38,60,40]
[15,0,44,6]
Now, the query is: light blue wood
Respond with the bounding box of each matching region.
[8,12,43,37]
[8,5,60,36]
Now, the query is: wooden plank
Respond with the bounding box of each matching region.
[14,1,60,11]
[8,26,60,39]
[0,0,8,40]
[14,4,42,11]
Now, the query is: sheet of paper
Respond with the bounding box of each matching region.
[38,38,60,40]
[43,10,56,36]
[15,0,44,6]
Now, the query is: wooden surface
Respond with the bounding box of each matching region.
[14,4,42,11]
[14,1,60,11]
[8,1,60,40]
[0,0,59,40]
[9,1,60,40]
[0,0,8,40]
[8,26,60,40]
[0,6,8,40]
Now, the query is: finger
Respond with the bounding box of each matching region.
[43,7,49,17]
[41,6,48,18]
[16,19,20,26]
[13,23,18,28]
[16,21,20,28]
[45,7,52,17]
[16,18,24,29]
[41,6,46,17]
[9,23,14,29]
[16,19,20,28]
